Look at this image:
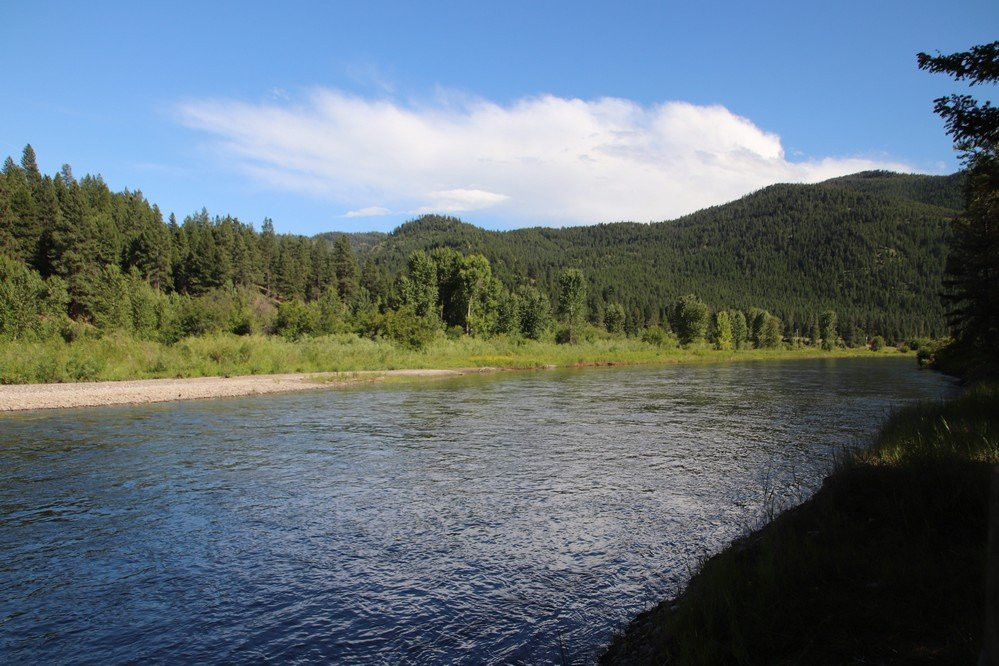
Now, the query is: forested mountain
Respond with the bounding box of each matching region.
[821,170,965,210]
[358,172,961,340]
[0,143,960,345]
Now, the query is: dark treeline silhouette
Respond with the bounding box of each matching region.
[918,41,999,374]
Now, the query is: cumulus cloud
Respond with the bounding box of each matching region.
[177,89,914,226]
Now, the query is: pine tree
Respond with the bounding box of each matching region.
[332,235,360,303]
[360,257,388,308]
[819,309,838,350]
[259,218,278,297]
[132,215,172,290]
[918,42,999,358]
[49,184,106,318]
[34,178,61,275]
[731,310,748,349]
[20,145,42,189]
[3,153,42,267]
[0,167,14,258]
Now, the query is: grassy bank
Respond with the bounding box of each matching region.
[0,333,897,384]
[602,382,999,664]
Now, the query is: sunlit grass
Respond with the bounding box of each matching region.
[860,381,999,464]
[0,333,896,384]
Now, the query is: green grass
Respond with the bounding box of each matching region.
[601,382,999,665]
[0,333,897,384]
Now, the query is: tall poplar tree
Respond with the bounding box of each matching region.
[556,268,586,344]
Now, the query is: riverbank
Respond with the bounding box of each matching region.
[0,335,903,410]
[0,367,510,411]
[601,381,999,664]
[0,332,898,385]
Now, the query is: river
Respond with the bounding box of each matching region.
[0,358,956,664]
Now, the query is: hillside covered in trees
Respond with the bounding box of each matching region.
[356,171,961,340]
[1,144,960,351]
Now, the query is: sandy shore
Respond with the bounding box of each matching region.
[0,368,501,412]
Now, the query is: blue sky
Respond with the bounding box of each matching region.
[2,1,996,234]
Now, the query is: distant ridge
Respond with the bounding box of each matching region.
[821,170,965,210]
[341,171,962,339]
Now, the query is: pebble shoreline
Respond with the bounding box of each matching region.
[0,368,498,412]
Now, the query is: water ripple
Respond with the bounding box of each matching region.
[0,358,955,664]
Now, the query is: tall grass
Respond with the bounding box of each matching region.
[861,381,999,464]
[0,333,894,384]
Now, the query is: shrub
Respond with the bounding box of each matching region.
[641,326,678,349]
[171,288,250,338]
[383,307,438,350]
[0,256,69,339]
[81,265,133,332]
[274,299,319,340]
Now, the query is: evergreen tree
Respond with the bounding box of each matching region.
[759,314,784,348]
[0,168,12,257]
[259,217,278,297]
[809,316,821,346]
[360,257,388,308]
[20,145,41,189]
[168,214,189,293]
[918,42,999,358]
[332,235,360,303]
[131,207,172,290]
[3,153,42,267]
[753,312,768,347]
[49,184,109,317]
[731,310,748,349]
[819,309,838,350]
[232,224,259,288]
[182,211,227,294]
[34,178,61,275]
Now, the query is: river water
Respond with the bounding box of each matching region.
[0,358,955,664]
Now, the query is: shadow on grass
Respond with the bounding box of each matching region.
[602,383,998,665]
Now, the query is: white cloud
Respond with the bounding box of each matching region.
[414,188,508,214]
[344,206,391,218]
[177,89,915,226]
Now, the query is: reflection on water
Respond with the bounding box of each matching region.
[0,358,955,664]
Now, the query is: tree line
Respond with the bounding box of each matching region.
[1,145,946,350]
[358,172,960,342]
